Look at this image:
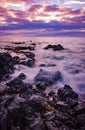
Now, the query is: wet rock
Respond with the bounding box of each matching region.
[43,111,55,121]
[4,96,14,108]
[12,56,20,64]
[24,52,35,59]
[44,44,64,51]
[65,98,78,108]
[44,44,53,49]
[36,81,47,91]
[54,101,69,112]
[48,91,55,97]
[55,111,70,121]
[35,69,62,86]
[0,84,7,96]
[40,64,56,67]
[74,102,85,115]
[45,121,59,130]
[64,120,76,129]
[29,117,45,130]
[21,58,35,67]
[57,84,78,102]
[76,114,85,125]
[40,64,46,67]
[6,75,28,94]
[28,96,47,112]
[14,46,35,52]
[17,73,26,80]
[53,44,64,51]
[0,53,14,81]
[14,42,25,45]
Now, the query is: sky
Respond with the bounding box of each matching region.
[0,0,85,37]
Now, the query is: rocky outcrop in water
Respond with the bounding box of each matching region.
[35,69,62,86]
[44,44,64,51]
[0,53,14,81]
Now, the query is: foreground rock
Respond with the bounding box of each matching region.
[44,44,64,51]
[0,79,85,130]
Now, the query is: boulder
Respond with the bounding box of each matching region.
[45,121,59,130]
[6,74,29,94]
[57,85,78,102]
[35,69,62,86]
[44,44,64,51]
[21,58,35,67]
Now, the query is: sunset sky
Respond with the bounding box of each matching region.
[0,0,85,37]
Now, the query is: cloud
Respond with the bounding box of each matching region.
[0,0,85,36]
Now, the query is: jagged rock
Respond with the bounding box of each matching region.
[43,111,55,121]
[29,117,45,130]
[21,58,35,67]
[74,102,85,115]
[4,96,14,108]
[55,111,70,121]
[48,91,55,97]
[54,101,70,112]
[36,81,47,91]
[28,95,47,112]
[76,114,85,125]
[14,46,35,52]
[6,74,30,94]
[45,121,59,130]
[17,73,26,80]
[57,84,78,102]
[0,53,14,81]
[24,52,35,59]
[35,69,62,86]
[44,44,64,51]
[12,56,20,64]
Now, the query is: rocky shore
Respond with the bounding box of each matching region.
[0,42,85,130]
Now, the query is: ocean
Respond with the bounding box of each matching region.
[0,36,85,101]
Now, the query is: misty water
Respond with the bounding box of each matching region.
[0,36,85,101]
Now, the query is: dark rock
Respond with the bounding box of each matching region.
[14,46,35,52]
[76,114,85,125]
[21,58,35,67]
[44,44,53,49]
[53,44,64,51]
[40,64,46,67]
[0,53,14,81]
[57,84,78,102]
[0,84,7,96]
[6,76,28,94]
[12,56,20,64]
[44,44,64,51]
[29,117,45,130]
[4,96,14,108]
[74,102,85,115]
[35,69,62,86]
[54,101,69,112]
[45,121,59,130]
[28,96,47,112]
[43,111,55,121]
[14,42,25,45]
[48,91,55,97]
[64,120,76,129]
[65,98,78,108]
[24,52,35,59]
[36,81,47,91]
[55,111,70,121]
[17,73,26,80]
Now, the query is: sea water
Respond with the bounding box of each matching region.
[0,36,85,101]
